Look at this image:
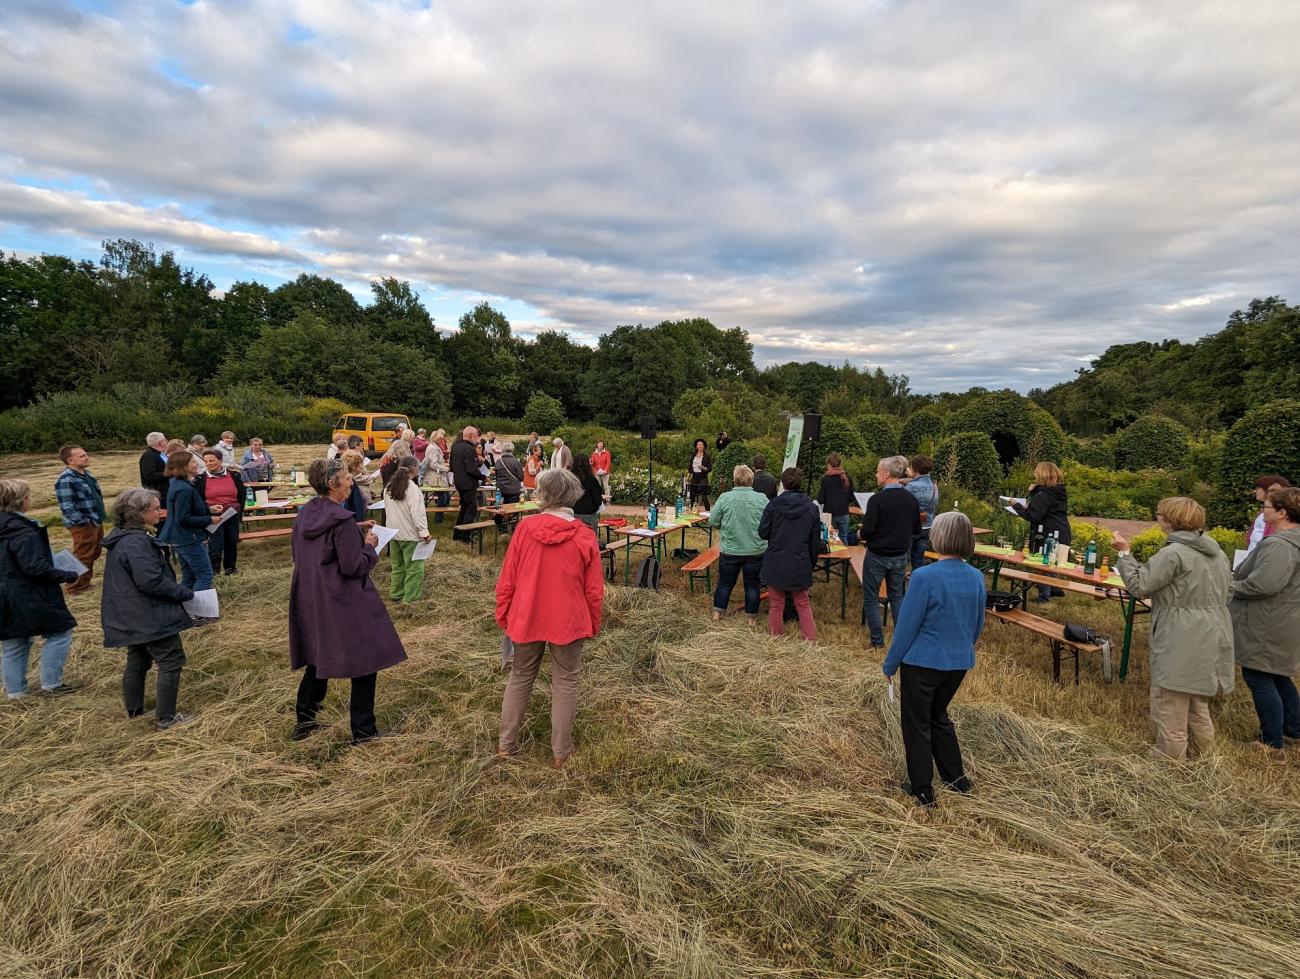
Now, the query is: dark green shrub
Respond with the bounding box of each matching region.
[1113,414,1192,471]
[933,432,1002,498]
[1214,399,1300,527]
[855,413,899,457]
[1074,437,1115,469]
[899,406,946,455]
[713,441,752,490]
[945,391,1068,464]
[522,391,565,434]
[798,416,868,473]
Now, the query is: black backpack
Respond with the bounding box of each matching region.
[633,554,662,590]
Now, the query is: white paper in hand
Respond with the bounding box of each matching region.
[887,678,895,704]
[206,506,239,534]
[184,589,219,619]
[370,524,400,555]
[1233,549,1249,571]
[51,548,88,575]
[367,500,386,510]
[854,492,874,511]
[412,539,436,561]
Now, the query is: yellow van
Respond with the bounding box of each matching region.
[333,412,412,457]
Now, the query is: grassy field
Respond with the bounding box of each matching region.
[0,448,1297,978]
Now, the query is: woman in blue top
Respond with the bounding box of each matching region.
[158,453,218,595]
[881,510,985,807]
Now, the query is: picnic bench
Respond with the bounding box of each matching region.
[600,538,631,581]
[987,607,1104,684]
[454,520,497,555]
[683,546,721,592]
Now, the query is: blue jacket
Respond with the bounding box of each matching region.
[158,477,212,545]
[882,558,986,676]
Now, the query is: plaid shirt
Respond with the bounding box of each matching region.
[55,467,106,527]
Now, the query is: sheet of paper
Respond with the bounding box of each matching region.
[999,496,1028,505]
[206,506,239,534]
[256,499,291,509]
[630,528,658,537]
[183,589,219,619]
[370,524,400,555]
[367,500,386,510]
[412,538,436,561]
[887,679,895,704]
[854,492,874,511]
[51,548,88,575]
[1233,549,1249,571]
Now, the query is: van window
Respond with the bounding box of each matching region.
[345,415,366,430]
[336,416,347,431]
[371,416,407,433]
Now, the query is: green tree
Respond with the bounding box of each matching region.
[365,278,438,349]
[522,391,565,434]
[273,273,362,326]
[855,413,900,457]
[899,406,946,455]
[1214,399,1300,527]
[1113,415,1192,471]
[934,432,1002,498]
[218,281,292,356]
[582,325,689,428]
[443,302,522,415]
[522,330,592,418]
[798,416,867,472]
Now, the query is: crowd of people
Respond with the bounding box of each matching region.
[1,427,1296,809]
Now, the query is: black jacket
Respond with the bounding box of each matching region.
[752,470,778,500]
[450,438,481,494]
[758,491,823,591]
[687,451,713,488]
[817,472,857,518]
[139,448,168,497]
[573,474,605,515]
[860,485,922,557]
[100,528,194,647]
[0,511,77,640]
[1013,484,1072,546]
[494,453,524,496]
[159,477,212,546]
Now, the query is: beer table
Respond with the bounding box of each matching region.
[613,514,711,585]
[815,543,859,621]
[479,500,541,535]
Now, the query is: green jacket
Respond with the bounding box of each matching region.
[708,487,769,557]
[1116,531,1233,696]
[1230,527,1300,676]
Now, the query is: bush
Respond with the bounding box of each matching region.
[798,416,867,473]
[522,391,565,434]
[607,466,686,505]
[945,391,1068,464]
[855,413,899,458]
[933,432,1002,498]
[1214,399,1300,528]
[1068,520,1117,562]
[1061,461,1178,519]
[1128,526,1242,563]
[713,441,751,490]
[1113,414,1192,471]
[1074,437,1115,469]
[899,406,945,455]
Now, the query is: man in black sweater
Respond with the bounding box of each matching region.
[751,454,778,500]
[450,426,482,541]
[860,455,921,649]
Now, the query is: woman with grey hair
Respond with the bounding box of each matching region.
[493,440,525,504]
[495,468,604,767]
[0,478,81,698]
[881,510,985,807]
[101,488,196,729]
[707,464,769,622]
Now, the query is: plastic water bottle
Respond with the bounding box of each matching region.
[675,493,685,519]
[495,487,503,507]
[648,501,658,529]
[821,522,830,546]
[244,486,255,507]
[289,464,297,484]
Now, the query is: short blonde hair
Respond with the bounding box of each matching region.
[342,449,365,474]
[1156,496,1205,532]
[534,468,582,509]
[0,478,31,512]
[732,464,754,486]
[1034,462,1063,487]
[929,510,975,559]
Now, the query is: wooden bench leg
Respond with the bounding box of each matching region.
[1052,641,1062,684]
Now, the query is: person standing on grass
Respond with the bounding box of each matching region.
[451,426,482,541]
[1010,461,1072,603]
[549,437,573,471]
[1112,498,1234,761]
[1229,485,1300,755]
[568,453,605,537]
[240,437,275,483]
[419,437,452,522]
[340,451,376,527]
[158,453,218,603]
[758,468,822,642]
[139,432,169,498]
[708,465,769,623]
[54,445,106,596]
[494,440,525,504]
[412,428,430,461]
[383,457,432,604]
[687,439,713,509]
[0,478,81,699]
[215,431,237,468]
[904,455,939,571]
[881,511,984,808]
[751,454,778,500]
[523,443,546,496]
[860,455,921,650]
[495,469,604,768]
[1247,475,1291,552]
[327,433,349,461]
[590,440,613,499]
[816,452,856,544]
[202,449,246,577]
[101,488,194,730]
[290,459,406,743]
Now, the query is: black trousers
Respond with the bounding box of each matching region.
[123,633,186,721]
[899,664,967,798]
[453,488,478,540]
[207,515,240,573]
[295,664,378,739]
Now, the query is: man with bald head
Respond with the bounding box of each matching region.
[451,426,482,540]
[139,432,169,498]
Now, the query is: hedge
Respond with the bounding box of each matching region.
[855,413,899,458]
[934,431,1002,498]
[899,406,946,455]
[1113,414,1192,471]
[945,391,1068,464]
[1214,398,1300,527]
[1129,526,1242,563]
[798,416,867,472]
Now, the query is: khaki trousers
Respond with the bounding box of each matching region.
[1150,684,1214,760]
[498,639,583,761]
[66,523,103,594]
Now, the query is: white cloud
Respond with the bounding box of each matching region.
[0,0,1298,392]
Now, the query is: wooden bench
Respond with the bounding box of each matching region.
[988,607,1101,684]
[998,567,1113,600]
[683,546,721,593]
[240,528,293,542]
[242,512,298,523]
[601,538,631,581]
[454,520,496,555]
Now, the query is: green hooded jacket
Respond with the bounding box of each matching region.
[1117,531,1234,696]
[1230,527,1300,676]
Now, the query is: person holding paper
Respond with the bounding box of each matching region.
[340,451,376,527]
[451,427,482,541]
[1112,498,1234,761]
[1009,461,1072,603]
[202,449,246,577]
[289,459,406,743]
[1247,475,1291,553]
[496,468,603,768]
[881,511,984,808]
[158,453,218,600]
[382,457,432,603]
[0,478,81,698]
[101,488,195,730]
[816,452,856,544]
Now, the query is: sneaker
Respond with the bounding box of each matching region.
[223,568,241,576]
[900,781,936,807]
[39,683,82,697]
[157,713,190,731]
[291,720,324,742]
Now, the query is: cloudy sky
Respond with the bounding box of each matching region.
[2,0,1298,391]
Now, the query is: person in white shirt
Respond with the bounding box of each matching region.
[216,431,237,467]
[549,437,573,470]
[1248,475,1291,551]
[382,457,432,603]
[326,434,349,460]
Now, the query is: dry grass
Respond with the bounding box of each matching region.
[1,448,1298,978]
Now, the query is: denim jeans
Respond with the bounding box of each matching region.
[2,630,74,697]
[832,514,850,545]
[713,553,763,615]
[1240,666,1300,748]
[433,490,450,523]
[174,540,214,592]
[910,531,931,571]
[861,552,908,646]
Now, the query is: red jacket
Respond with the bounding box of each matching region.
[590,449,612,474]
[496,513,604,644]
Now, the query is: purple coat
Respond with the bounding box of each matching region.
[289,496,407,679]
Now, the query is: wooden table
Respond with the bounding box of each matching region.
[815,544,859,620]
[613,515,710,584]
